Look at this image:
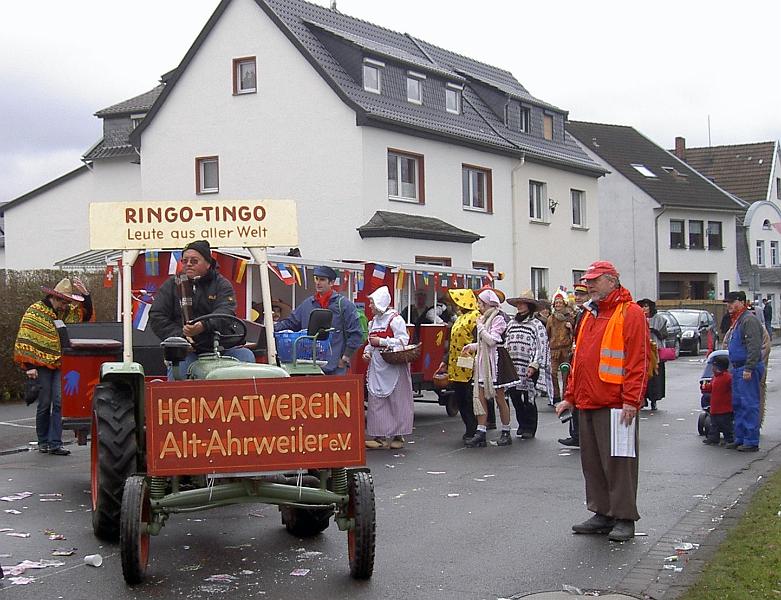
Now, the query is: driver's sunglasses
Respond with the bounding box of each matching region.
[181,257,202,265]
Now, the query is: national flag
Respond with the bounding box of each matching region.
[232,258,248,284]
[370,263,387,284]
[270,263,296,285]
[342,270,350,292]
[145,250,159,276]
[289,264,303,286]
[356,271,364,292]
[422,272,430,286]
[396,268,406,290]
[102,265,115,288]
[168,251,182,275]
[132,298,151,331]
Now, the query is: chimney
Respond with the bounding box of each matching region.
[674,136,686,161]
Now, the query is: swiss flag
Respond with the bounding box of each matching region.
[103,265,115,288]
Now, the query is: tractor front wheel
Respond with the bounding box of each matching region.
[120,475,150,585]
[91,383,137,541]
[347,471,376,579]
[280,505,333,537]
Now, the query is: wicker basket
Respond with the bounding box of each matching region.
[432,372,449,389]
[379,343,421,365]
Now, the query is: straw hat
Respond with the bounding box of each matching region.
[41,278,84,303]
[506,289,538,309]
[477,285,506,304]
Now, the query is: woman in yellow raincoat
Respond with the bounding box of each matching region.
[437,289,479,442]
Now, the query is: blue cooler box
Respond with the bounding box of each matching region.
[274,331,332,363]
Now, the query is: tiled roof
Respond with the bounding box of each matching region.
[357,211,481,243]
[567,121,745,211]
[679,142,776,204]
[132,0,602,175]
[83,141,136,161]
[95,85,165,117]
[735,224,781,286]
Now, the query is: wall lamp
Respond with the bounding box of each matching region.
[548,198,559,214]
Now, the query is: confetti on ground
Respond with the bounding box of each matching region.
[290,568,310,576]
[6,532,31,538]
[4,509,22,515]
[1,492,33,502]
[248,511,266,518]
[297,551,323,559]
[426,471,446,475]
[9,577,35,585]
[40,498,62,502]
[48,534,66,541]
[384,464,395,469]
[39,493,62,498]
[179,564,203,572]
[446,493,460,498]
[473,478,486,482]
[205,574,238,583]
[4,559,65,576]
[52,548,77,556]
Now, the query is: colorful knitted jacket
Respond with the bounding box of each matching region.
[14,298,91,369]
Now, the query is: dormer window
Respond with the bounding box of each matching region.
[543,114,554,140]
[130,113,146,130]
[446,83,462,114]
[631,164,657,178]
[363,58,384,94]
[763,219,772,230]
[520,107,530,133]
[406,71,425,105]
[233,57,256,95]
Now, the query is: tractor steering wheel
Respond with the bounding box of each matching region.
[189,313,248,349]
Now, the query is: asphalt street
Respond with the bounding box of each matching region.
[0,350,777,599]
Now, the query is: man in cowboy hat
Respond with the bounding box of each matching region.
[14,277,93,456]
[275,265,363,375]
[555,261,649,542]
[150,240,254,378]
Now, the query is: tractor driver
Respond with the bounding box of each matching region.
[149,240,255,378]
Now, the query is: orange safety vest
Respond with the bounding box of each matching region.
[575,302,628,384]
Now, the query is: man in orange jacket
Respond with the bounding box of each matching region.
[556,261,649,542]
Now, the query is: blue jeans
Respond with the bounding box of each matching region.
[35,367,63,449]
[168,346,256,380]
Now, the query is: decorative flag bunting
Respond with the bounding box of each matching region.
[370,263,387,285]
[422,272,430,286]
[270,263,296,285]
[433,273,440,289]
[145,250,159,276]
[233,258,248,284]
[485,271,495,283]
[302,265,309,289]
[289,264,303,286]
[396,268,405,290]
[356,272,364,292]
[132,298,151,331]
[103,265,115,288]
[168,251,182,275]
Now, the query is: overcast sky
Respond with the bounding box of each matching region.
[2,0,779,205]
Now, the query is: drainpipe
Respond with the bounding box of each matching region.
[511,154,526,291]
[654,206,666,299]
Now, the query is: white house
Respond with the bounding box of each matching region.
[674,139,781,327]
[3,0,604,300]
[567,121,746,301]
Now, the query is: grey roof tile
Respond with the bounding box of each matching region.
[567,121,745,211]
[358,210,482,243]
[95,85,165,117]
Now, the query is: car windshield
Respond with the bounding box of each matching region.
[669,311,700,326]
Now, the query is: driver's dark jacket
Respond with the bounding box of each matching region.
[149,269,240,353]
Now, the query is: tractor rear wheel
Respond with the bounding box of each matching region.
[347,471,376,579]
[120,475,150,585]
[280,505,333,537]
[91,383,137,541]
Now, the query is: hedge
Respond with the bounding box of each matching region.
[0,270,117,402]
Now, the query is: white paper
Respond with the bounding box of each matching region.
[610,408,636,458]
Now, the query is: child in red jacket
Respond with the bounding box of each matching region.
[700,355,734,446]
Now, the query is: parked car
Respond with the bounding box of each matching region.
[657,311,683,357]
[666,309,718,355]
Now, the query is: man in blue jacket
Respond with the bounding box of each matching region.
[724,291,765,452]
[275,266,363,375]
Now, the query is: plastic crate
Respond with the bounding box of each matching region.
[274,330,332,363]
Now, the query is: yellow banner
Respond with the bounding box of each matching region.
[89,200,298,249]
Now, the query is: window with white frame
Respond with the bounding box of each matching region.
[520,107,530,133]
[446,83,462,114]
[756,240,766,265]
[363,59,384,94]
[529,180,546,221]
[130,113,145,130]
[571,189,585,227]
[631,164,657,178]
[707,221,723,249]
[670,219,685,248]
[771,241,779,266]
[233,57,256,94]
[530,267,548,300]
[462,165,491,212]
[388,150,423,203]
[406,71,425,104]
[196,156,219,194]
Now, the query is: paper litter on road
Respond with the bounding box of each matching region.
[48,534,66,540]
[3,559,65,576]
[40,498,62,502]
[426,471,446,475]
[290,568,310,576]
[1,492,33,502]
[296,550,323,559]
[4,509,22,515]
[205,574,238,582]
[39,493,62,498]
[9,577,35,585]
[52,548,77,556]
[6,532,31,538]
[446,493,460,498]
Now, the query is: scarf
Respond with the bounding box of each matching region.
[729,304,747,326]
[13,300,82,369]
[315,290,333,309]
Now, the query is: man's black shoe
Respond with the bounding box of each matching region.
[572,514,615,534]
[49,447,71,456]
[558,437,580,447]
[608,519,635,542]
[702,438,719,445]
[724,442,740,449]
[464,431,487,448]
[737,445,759,452]
[496,431,512,446]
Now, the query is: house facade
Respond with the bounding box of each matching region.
[567,122,745,301]
[4,0,604,300]
[674,139,781,326]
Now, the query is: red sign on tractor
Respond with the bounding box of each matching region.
[145,376,365,475]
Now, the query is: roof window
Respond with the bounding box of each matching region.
[631,164,657,178]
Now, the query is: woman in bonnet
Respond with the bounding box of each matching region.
[362,286,414,449]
